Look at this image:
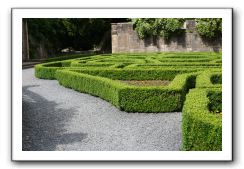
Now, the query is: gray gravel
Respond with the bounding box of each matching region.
[22,68,182,151]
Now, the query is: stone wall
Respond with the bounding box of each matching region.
[111,22,222,53]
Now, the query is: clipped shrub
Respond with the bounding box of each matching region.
[55,69,125,107]
[35,52,223,150]
[182,88,222,151]
[35,64,61,79]
[196,71,222,88]
[34,61,67,79]
[208,91,222,112]
[119,73,197,112]
[74,68,190,81]
[44,53,95,62]
[211,74,222,84]
[56,69,197,113]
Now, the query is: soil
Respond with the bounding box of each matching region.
[121,80,171,87]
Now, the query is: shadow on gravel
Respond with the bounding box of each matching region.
[22,85,87,151]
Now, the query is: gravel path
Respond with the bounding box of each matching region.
[22,68,182,151]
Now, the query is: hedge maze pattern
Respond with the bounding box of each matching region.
[35,52,222,151]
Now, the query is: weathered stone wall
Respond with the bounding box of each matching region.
[111,22,222,53]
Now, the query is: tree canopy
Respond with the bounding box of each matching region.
[26,18,128,58]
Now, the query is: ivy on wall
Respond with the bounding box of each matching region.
[132,18,222,40]
[195,18,222,39]
[131,18,185,39]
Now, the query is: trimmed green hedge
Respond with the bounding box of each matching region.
[73,68,190,81]
[211,74,222,84]
[182,88,222,151]
[208,91,222,112]
[196,71,222,88]
[55,69,125,107]
[56,69,197,112]
[118,73,197,112]
[34,61,67,79]
[44,53,96,62]
[35,52,222,150]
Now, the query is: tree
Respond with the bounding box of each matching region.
[22,18,29,61]
[26,18,128,59]
[195,18,222,39]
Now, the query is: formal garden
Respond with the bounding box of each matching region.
[22,18,222,151]
[34,52,222,151]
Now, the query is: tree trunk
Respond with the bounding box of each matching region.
[22,18,29,61]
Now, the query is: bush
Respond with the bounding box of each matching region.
[196,71,222,88]
[34,61,68,79]
[55,69,125,107]
[208,91,222,112]
[34,52,223,150]
[56,69,197,112]
[132,18,185,39]
[182,88,222,151]
[118,73,197,112]
[195,18,222,39]
[44,53,96,62]
[211,74,222,84]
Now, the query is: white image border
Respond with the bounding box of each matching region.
[12,8,232,161]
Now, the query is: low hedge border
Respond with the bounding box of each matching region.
[44,53,96,62]
[55,69,197,113]
[34,52,222,151]
[73,68,192,81]
[34,60,72,79]
[182,88,222,151]
[35,53,222,80]
[35,59,208,80]
[196,71,222,88]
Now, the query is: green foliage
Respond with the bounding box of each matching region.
[35,52,222,150]
[195,18,222,39]
[44,53,96,62]
[210,74,222,84]
[208,91,222,112]
[182,88,222,151]
[196,71,222,88]
[74,69,189,81]
[132,18,185,39]
[132,18,222,40]
[56,69,124,107]
[56,69,196,112]
[27,18,128,58]
[35,63,63,79]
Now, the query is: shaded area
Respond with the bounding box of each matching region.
[22,85,87,151]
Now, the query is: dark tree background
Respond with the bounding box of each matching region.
[23,18,128,60]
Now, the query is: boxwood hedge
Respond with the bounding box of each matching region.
[56,69,197,112]
[182,88,222,151]
[34,52,222,151]
[196,71,222,88]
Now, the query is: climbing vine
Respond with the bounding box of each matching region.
[195,18,222,39]
[132,18,222,40]
[131,18,185,39]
